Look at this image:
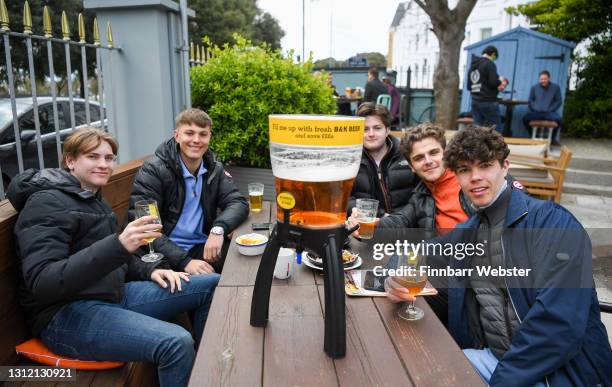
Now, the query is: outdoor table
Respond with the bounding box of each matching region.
[189,201,484,386]
[335,96,363,116]
[499,99,528,137]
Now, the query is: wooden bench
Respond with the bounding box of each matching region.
[0,159,159,387]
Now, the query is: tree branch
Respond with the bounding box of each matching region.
[452,0,478,23]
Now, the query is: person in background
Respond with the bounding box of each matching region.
[8,128,219,387]
[383,75,401,123]
[468,45,508,132]
[130,108,249,275]
[347,102,418,217]
[522,70,563,145]
[363,66,388,103]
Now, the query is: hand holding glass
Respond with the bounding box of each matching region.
[134,200,164,263]
[355,198,379,239]
[393,252,427,321]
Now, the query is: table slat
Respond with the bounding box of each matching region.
[190,287,264,387]
[373,298,485,387]
[219,202,272,287]
[263,285,337,386]
[324,291,415,386]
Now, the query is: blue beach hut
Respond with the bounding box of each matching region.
[460,27,576,137]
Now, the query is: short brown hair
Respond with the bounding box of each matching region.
[175,108,212,129]
[62,127,118,168]
[357,102,392,128]
[443,126,510,171]
[400,122,446,161]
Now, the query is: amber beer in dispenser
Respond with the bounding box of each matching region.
[269,115,365,228]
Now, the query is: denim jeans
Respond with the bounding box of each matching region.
[463,347,546,386]
[522,111,562,142]
[472,100,502,133]
[41,273,220,387]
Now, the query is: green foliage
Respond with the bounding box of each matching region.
[563,37,612,138]
[189,0,284,49]
[190,36,337,167]
[507,0,611,44]
[313,52,387,70]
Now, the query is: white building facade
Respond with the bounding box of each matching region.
[388,0,532,88]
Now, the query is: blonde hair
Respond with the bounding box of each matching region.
[62,128,118,168]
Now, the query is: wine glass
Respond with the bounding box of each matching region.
[394,251,427,321]
[134,199,164,263]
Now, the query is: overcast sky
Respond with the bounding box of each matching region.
[257,0,401,61]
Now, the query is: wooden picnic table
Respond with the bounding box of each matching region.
[189,201,484,386]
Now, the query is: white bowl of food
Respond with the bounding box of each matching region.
[235,233,268,256]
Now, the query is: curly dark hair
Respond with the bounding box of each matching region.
[356,102,392,128]
[399,122,446,162]
[443,126,509,171]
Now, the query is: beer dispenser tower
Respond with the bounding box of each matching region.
[250,195,358,358]
[250,114,364,359]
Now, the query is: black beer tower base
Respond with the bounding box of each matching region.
[250,208,358,359]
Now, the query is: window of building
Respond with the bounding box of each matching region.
[424,26,429,44]
[466,31,471,44]
[481,28,492,40]
[415,34,419,50]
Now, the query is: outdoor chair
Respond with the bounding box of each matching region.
[508,145,572,203]
[376,94,392,110]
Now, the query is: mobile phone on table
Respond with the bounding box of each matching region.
[252,222,272,231]
[363,270,387,292]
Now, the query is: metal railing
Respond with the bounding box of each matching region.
[0,0,119,199]
[188,41,213,67]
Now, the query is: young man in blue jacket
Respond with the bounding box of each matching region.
[387,126,611,386]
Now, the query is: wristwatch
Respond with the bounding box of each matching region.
[210,226,224,236]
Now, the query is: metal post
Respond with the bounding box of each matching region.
[179,0,191,108]
[3,33,25,173]
[406,67,412,125]
[46,39,62,165]
[81,45,91,124]
[302,0,305,62]
[25,36,45,169]
[95,48,105,131]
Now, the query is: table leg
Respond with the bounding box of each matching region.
[503,105,513,137]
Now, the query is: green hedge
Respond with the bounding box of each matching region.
[563,37,612,138]
[190,36,337,167]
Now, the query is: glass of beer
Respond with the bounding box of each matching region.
[393,252,427,321]
[355,198,378,239]
[134,199,164,263]
[248,183,264,212]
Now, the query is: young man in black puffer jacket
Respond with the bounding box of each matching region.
[348,102,418,217]
[129,108,249,275]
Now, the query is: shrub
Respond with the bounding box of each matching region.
[190,35,337,167]
[563,37,612,138]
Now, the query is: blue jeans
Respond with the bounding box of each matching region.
[522,111,562,142]
[41,273,220,387]
[463,347,546,386]
[472,100,502,133]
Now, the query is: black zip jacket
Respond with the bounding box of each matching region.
[468,54,502,103]
[129,139,249,270]
[348,136,418,217]
[7,169,157,336]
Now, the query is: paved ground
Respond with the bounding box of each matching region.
[560,193,612,343]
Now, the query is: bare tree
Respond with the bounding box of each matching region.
[414,0,477,129]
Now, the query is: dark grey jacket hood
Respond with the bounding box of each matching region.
[7,168,95,211]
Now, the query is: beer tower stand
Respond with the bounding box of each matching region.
[250,196,358,358]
